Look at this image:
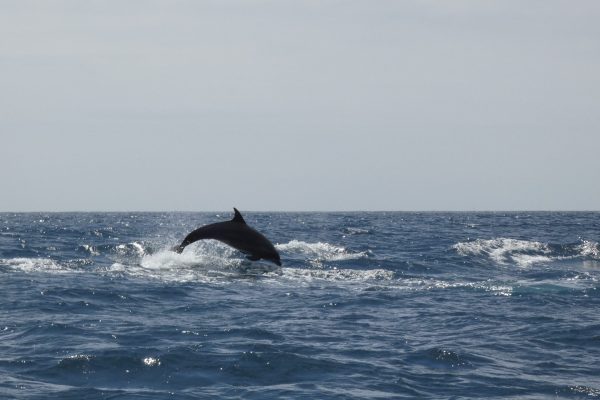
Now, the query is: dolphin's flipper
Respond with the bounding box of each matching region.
[246,254,261,261]
[232,208,246,224]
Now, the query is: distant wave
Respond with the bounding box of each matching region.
[453,238,600,267]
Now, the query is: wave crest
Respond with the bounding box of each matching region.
[108,239,374,283]
[453,238,600,267]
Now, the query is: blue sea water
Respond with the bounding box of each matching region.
[1,211,599,399]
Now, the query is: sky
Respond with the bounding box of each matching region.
[1,1,599,211]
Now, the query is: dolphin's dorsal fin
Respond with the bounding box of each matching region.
[232,208,246,224]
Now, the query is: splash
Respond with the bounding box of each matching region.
[109,241,244,284]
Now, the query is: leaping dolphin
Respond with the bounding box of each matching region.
[173,208,282,266]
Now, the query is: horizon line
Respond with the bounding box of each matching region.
[1,209,599,213]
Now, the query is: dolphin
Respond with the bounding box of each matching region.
[173,208,282,266]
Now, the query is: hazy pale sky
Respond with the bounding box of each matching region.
[1,1,599,211]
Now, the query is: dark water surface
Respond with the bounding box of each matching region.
[1,212,599,399]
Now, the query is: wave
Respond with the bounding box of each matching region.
[105,239,376,284]
[3,256,595,295]
[453,238,600,267]
[1,238,373,281]
[6,238,366,265]
[1,238,380,285]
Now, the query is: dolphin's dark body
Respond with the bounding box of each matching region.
[173,208,281,266]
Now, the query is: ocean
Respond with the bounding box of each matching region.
[1,211,599,399]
